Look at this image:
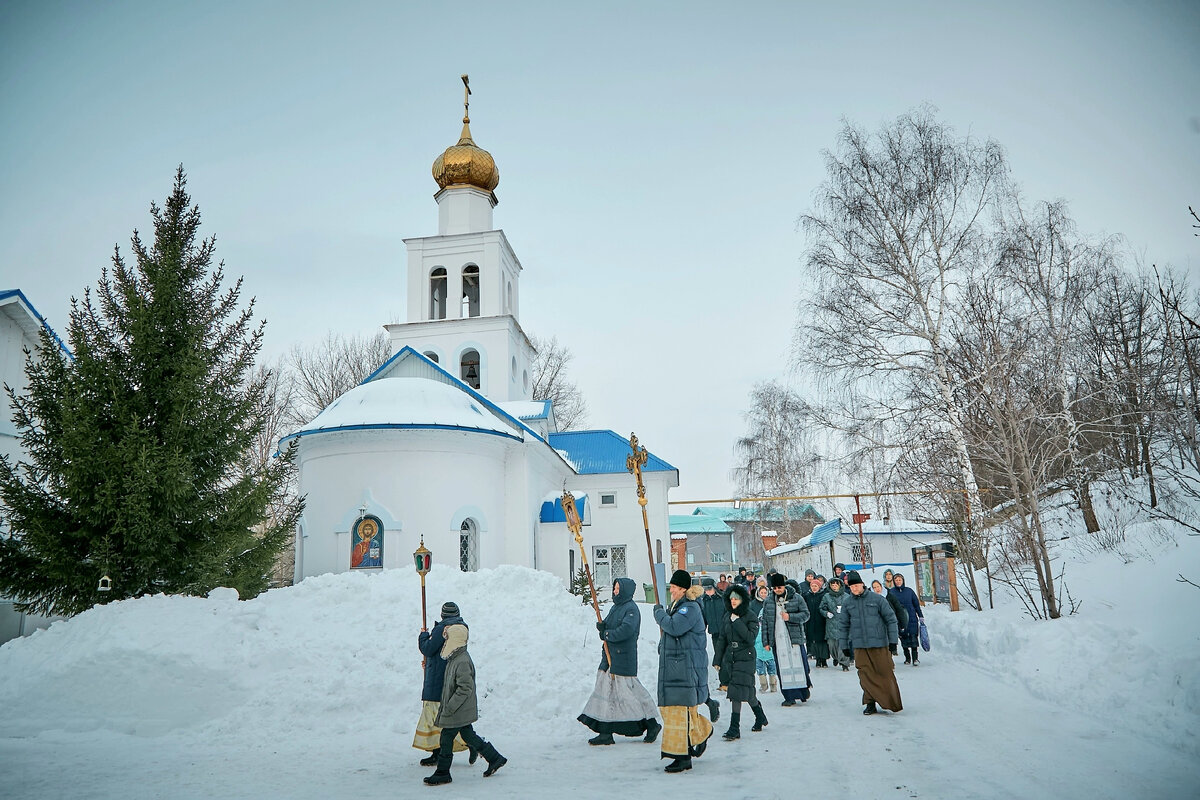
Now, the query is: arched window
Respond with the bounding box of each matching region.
[459,519,478,572]
[430,268,447,320]
[461,265,480,318]
[506,281,512,313]
[460,348,481,390]
[423,351,439,364]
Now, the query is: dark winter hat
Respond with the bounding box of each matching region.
[829,577,843,588]
[770,573,788,588]
[834,563,846,571]
[804,569,816,578]
[440,601,461,619]
[700,577,716,589]
[670,569,693,590]
[844,570,863,586]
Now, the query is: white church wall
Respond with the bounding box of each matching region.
[295,428,515,579]
[565,471,676,600]
[385,315,533,401]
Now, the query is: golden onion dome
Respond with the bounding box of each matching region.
[432,118,500,193]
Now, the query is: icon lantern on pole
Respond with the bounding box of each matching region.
[414,538,432,632]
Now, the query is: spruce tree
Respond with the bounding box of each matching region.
[0,167,302,615]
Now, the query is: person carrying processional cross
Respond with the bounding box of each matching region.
[653,569,715,773]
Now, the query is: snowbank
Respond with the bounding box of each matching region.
[0,564,638,741]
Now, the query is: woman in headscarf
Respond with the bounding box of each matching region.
[578,577,662,745]
[712,583,769,739]
[760,573,813,706]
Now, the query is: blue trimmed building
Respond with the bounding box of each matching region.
[284,103,678,594]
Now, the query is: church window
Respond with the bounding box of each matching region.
[522,369,529,393]
[600,492,617,507]
[460,349,481,390]
[461,265,480,318]
[510,356,517,381]
[506,281,512,312]
[430,268,448,320]
[424,351,439,364]
[460,519,479,572]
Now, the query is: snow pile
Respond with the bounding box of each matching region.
[0,564,626,741]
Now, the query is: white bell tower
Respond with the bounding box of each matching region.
[387,76,536,402]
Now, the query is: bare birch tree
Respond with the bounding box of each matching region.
[731,381,820,547]
[995,196,1113,532]
[796,108,1006,604]
[288,330,391,425]
[530,334,588,431]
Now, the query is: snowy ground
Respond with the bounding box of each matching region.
[2,502,1198,798]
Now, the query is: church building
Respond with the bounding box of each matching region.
[283,80,677,597]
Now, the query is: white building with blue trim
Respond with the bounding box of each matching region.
[285,98,678,595]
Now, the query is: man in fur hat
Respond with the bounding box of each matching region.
[652,569,714,773]
[839,571,903,715]
[761,572,813,706]
[423,613,508,785]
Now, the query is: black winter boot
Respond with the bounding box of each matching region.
[423,753,453,785]
[479,743,507,777]
[588,732,614,746]
[468,744,478,765]
[664,756,692,773]
[705,697,720,723]
[903,647,912,664]
[643,718,662,743]
[419,752,438,767]
[722,711,741,741]
[750,704,768,732]
[863,701,878,715]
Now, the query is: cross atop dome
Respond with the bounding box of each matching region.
[432,74,500,196]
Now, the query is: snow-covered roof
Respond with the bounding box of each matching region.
[282,377,522,442]
[0,289,70,356]
[499,399,552,420]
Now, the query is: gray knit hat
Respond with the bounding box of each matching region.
[440,601,460,619]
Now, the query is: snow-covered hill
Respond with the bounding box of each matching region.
[1,488,1197,799]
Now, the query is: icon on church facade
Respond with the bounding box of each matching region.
[351,515,384,569]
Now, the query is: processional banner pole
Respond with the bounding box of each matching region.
[626,432,662,605]
[414,538,432,668]
[563,490,613,672]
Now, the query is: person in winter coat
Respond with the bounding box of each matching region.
[578,577,662,745]
[804,576,830,667]
[872,580,909,632]
[883,569,896,590]
[798,569,817,597]
[748,584,765,619]
[888,574,925,666]
[715,574,730,595]
[820,578,851,670]
[839,571,902,716]
[761,573,813,706]
[414,603,470,765]
[698,578,731,693]
[653,569,715,773]
[752,585,777,691]
[424,621,507,785]
[832,563,847,585]
[712,584,769,740]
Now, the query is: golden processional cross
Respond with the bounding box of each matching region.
[562,490,613,673]
[626,432,662,604]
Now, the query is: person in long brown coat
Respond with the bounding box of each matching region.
[838,571,903,715]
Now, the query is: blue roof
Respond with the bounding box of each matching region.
[693,504,825,524]
[809,518,842,545]
[0,289,70,356]
[669,515,732,534]
[540,494,588,523]
[547,430,677,475]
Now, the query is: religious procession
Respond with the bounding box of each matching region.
[407,479,921,786]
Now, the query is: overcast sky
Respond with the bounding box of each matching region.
[2,1,1198,508]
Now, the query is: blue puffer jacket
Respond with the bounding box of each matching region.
[418,615,466,701]
[653,584,710,707]
[888,583,923,637]
[598,577,641,676]
[841,588,898,651]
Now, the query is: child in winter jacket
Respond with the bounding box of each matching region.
[753,586,778,692]
[424,620,507,786]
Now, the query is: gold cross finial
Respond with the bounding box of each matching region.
[461,74,471,124]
